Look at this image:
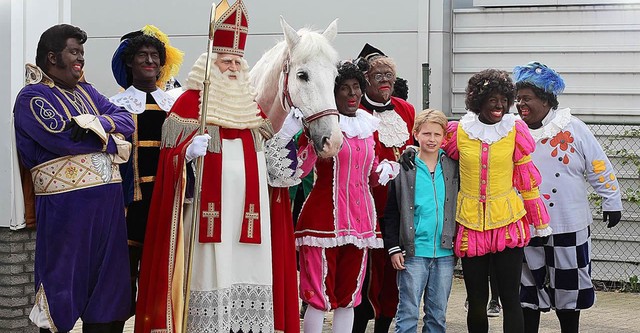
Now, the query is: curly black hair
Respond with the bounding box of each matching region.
[121,34,166,86]
[36,24,87,70]
[465,69,515,113]
[334,59,368,94]
[515,81,560,110]
[393,77,409,100]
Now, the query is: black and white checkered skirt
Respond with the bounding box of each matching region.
[520,226,595,311]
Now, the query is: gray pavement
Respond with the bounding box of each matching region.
[71,277,640,332]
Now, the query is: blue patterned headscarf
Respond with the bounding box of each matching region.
[513,61,565,96]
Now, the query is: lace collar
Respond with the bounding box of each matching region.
[109,86,175,114]
[339,109,380,139]
[459,111,516,144]
[528,108,572,142]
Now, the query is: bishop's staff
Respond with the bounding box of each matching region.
[182,1,222,332]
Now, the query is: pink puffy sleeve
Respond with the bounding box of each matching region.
[512,120,551,236]
[442,121,459,160]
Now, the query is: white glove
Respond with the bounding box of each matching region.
[185,134,211,162]
[276,107,304,142]
[376,159,400,186]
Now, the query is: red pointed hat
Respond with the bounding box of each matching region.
[213,0,249,56]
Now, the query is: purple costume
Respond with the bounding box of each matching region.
[13,67,134,332]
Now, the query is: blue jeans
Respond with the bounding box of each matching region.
[395,255,455,333]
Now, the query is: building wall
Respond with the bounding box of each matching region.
[0,228,38,333]
[451,4,640,122]
[70,0,428,107]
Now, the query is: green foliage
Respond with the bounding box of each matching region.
[624,188,640,204]
[603,128,640,177]
[588,192,603,214]
[622,275,640,293]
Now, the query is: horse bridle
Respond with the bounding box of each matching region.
[281,55,339,128]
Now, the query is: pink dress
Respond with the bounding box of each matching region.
[295,110,384,310]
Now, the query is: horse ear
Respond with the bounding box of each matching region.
[280,16,300,49]
[322,18,338,42]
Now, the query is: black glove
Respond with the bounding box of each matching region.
[65,118,89,142]
[399,147,416,171]
[603,211,621,228]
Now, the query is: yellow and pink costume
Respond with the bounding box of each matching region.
[444,112,551,257]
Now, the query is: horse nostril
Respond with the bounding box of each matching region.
[321,136,330,147]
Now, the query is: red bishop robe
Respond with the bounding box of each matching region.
[134,90,298,333]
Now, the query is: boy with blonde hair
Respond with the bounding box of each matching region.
[384,109,458,333]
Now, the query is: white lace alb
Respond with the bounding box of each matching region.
[187,284,274,333]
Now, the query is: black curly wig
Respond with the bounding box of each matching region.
[121,34,167,86]
[334,59,368,93]
[392,77,409,101]
[515,81,560,110]
[465,69,515,113]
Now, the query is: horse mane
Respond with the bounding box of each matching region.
[289,28,339,64]
[250,40,287,112]
[250,27,339,117]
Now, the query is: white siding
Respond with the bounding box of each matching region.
[452,5,640,122]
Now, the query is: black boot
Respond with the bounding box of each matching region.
[110,320,126,333]
[83,322,112,333]
[40,329,68,333]
[373,316,393,333]
[128,245,143,316]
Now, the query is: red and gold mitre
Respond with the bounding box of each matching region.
[212,0,249,56]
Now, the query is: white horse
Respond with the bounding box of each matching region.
[251,17,343,158]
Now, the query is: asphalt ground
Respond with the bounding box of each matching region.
[71,277,640,332]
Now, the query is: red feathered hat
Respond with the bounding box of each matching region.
[212,0,249,56]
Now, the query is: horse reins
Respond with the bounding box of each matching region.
[281,55,339,128]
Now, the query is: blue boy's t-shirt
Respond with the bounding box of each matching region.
[413,153,454,258]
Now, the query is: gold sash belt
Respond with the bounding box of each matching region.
[31,153,122,195]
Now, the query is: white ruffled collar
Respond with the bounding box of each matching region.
[528,108,572,142]
[460,111,516,144]
[339,109,380,139]
[109,86,175,114]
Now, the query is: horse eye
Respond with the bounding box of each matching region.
[297,71,309,82]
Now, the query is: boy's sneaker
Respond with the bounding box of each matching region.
[487,300,501,317]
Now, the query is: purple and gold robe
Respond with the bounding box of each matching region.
[13,70,134,332]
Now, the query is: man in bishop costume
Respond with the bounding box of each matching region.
[134,1,298,332]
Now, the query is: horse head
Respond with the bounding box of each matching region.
[251,17,343,158]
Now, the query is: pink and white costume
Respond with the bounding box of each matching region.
[295,109,384,310]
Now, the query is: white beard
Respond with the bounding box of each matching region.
[185,53,263,129]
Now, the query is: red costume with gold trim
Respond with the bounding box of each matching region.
[134,1,299,332]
